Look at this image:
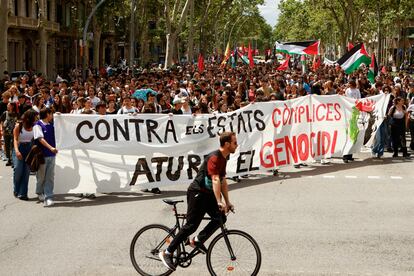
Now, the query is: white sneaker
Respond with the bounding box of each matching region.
[38,194,45,202]
[44,198,54,207]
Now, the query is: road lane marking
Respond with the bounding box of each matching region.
[345,176,357,179]
[323,175,335,178]
[368,176,380,179]
[390,176,402,179]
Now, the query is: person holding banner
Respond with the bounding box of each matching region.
[343,80,361,163]
[34,108,58,207]
[159,132,237,272]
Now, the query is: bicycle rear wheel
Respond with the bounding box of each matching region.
[130,224,177,276]
[206,229,261,276]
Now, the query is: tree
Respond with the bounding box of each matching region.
[164,0,192,68]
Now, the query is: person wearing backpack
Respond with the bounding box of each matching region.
[12,109,37,200]
[0,102,19,166]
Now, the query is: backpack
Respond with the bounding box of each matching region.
[25,144,45,172]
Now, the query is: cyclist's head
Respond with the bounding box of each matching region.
[220,132,236,147]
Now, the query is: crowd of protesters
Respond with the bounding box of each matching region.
[1,58,414,202]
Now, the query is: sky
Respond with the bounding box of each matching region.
[258,0,280,28]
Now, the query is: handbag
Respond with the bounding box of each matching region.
[25,144,45,172]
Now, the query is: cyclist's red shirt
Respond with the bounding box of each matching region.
[188,150,227,193]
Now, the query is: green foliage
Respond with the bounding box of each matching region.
[273,0,414,57]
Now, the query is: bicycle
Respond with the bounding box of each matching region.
[130,199,262,276]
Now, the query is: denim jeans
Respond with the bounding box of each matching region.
[4,134,13,162]
[372,122,387,157]
[36,156,55,200]
[12,142,32,197]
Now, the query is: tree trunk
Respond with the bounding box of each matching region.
[163,0,191,69]
[93,30,101,69]
[165,33,177,68]
[187,0,194,63]
[377,3,382,66]
[140,22,149,66]
[0,0,8,78]
[340,35,347,56]
[129,0,136,66]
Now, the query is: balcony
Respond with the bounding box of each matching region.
[8,16,60,32]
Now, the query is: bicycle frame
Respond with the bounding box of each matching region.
[152,205,236,267]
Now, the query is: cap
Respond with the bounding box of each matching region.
[172,96,185,104]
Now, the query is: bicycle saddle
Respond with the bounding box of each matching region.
[163,199,184,206]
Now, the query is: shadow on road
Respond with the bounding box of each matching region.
[228,156,413,191]
[52,190,186,208]
[52,156,412,207]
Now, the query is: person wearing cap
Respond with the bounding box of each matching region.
[17,94,31,118]
[181,97,192,114]
[171,97,184,115]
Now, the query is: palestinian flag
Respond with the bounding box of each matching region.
[275,40,320,55]
[237,51,250,65]
[367,53,378,84]
[337,43,371,74]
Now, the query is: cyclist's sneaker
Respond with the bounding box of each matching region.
[190,238,208,254]
[159,250,175,271]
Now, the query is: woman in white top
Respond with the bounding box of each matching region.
[32,95,45,114]
[117,97,138,114]
[388,97,409,158]
[344,80,361,99]
[12,109,37,200]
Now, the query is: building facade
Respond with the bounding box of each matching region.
[0,0,122,80]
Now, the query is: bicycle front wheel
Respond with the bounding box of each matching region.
[130,224,175,276]
[206,229,261,276]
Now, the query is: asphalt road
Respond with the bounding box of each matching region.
[1,149,414,276]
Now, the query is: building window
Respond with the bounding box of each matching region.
[25,0,29,17]
[35,1,39,19]
[56,3,62,24]
[47,1,51,21]
[14,0,18,16]
[65,4,71,27]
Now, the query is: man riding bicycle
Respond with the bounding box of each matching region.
[159,131,237,271]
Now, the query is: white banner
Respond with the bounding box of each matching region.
[54,94,389,193]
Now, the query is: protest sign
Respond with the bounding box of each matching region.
[54,94,389,193]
